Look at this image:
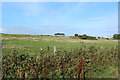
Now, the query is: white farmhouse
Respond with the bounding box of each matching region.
[104,36,110,39]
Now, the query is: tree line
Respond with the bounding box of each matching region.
[74,34,97,40]
[74,34,120,40]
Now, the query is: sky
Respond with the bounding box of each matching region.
[1,2,118,37]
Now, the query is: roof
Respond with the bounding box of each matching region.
[54,33,65,35]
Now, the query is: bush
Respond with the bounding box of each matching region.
[78,34,96,40]
[113,34,120,39]
[2,46,118,79]
[74,34,78,37]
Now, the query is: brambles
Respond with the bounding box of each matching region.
[2,46,118,79]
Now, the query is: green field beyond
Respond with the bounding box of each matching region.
[2,34,118,55]
[2,34,118,78]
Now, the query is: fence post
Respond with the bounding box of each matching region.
[54,46,56,55]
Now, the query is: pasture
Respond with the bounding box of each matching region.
[2,34,118,79]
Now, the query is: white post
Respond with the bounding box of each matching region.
[54,46,56,55]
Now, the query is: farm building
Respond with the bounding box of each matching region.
[103,36,110,39]
[54,33,65,37]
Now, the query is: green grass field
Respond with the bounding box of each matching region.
[2,34,118,55]
[2,34,118,79]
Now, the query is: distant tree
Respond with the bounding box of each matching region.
[98,37,101,39]
[106,38,109,40]
[83,34,87,36]
[113,34,120,39]
[74,34,78,37]
[78,34,96,40]
[78,34,87,39]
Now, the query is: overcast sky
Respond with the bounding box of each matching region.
[2,2,118,37]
